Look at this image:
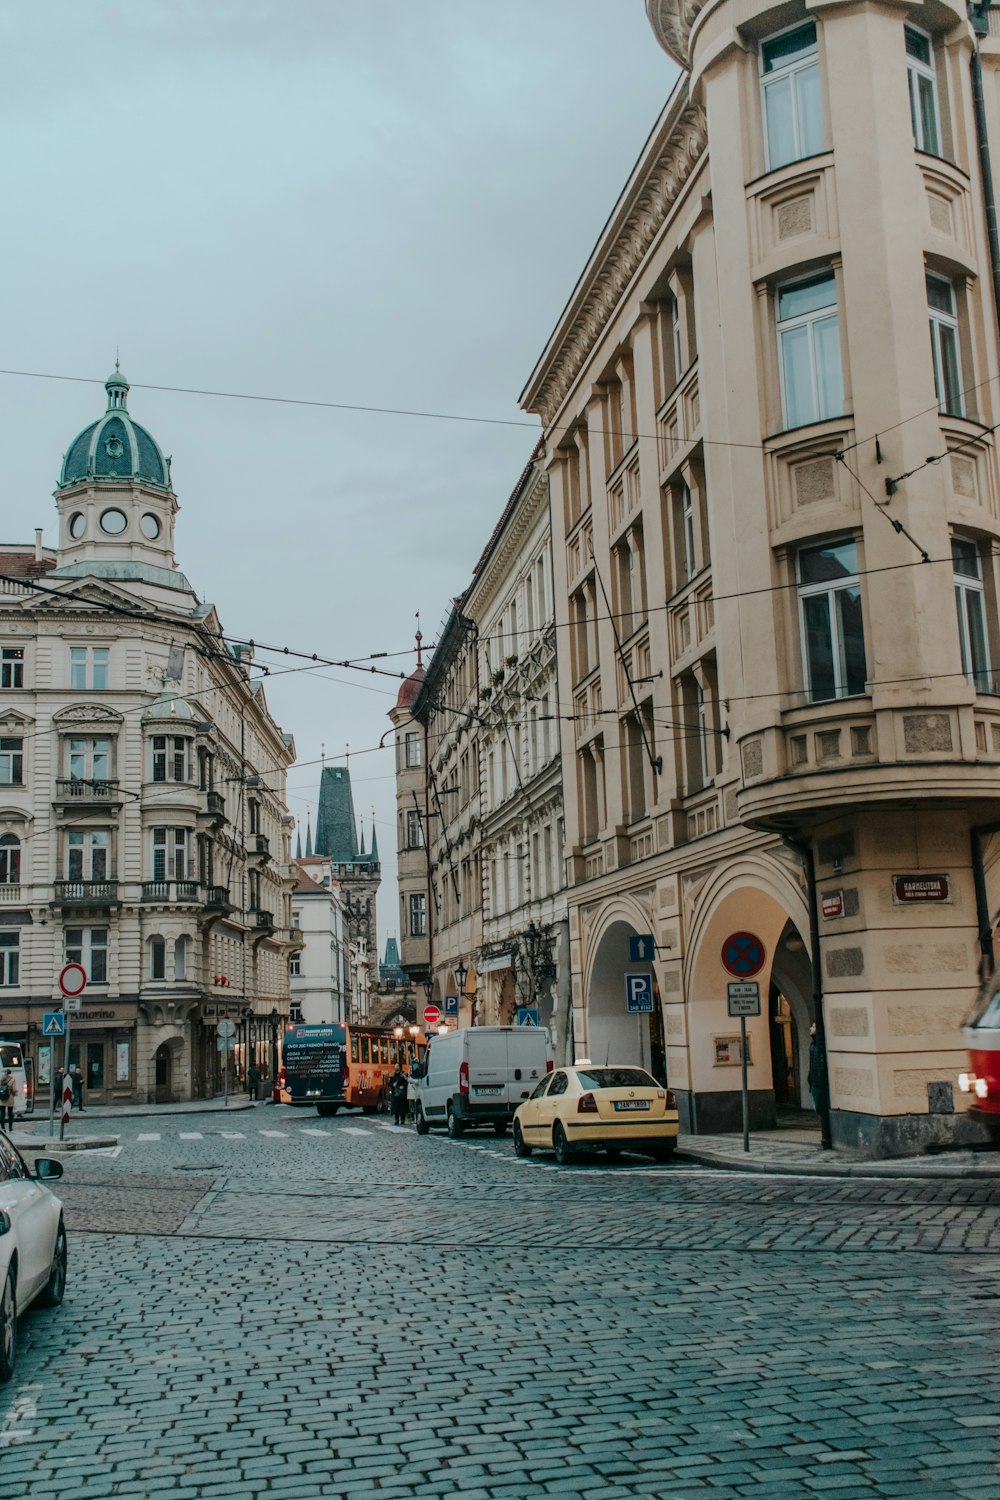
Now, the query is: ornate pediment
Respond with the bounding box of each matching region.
[53,703,124,726]
[0,708,33,733]
[646,0,704,69]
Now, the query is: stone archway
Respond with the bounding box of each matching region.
[682,853,813,1133]
[584,914,665,1078]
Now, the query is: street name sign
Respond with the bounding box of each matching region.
[727,981,761,1017]
[42,1012,65,1036]
[624,973,654,1013]
[628,935,656,962]
[721,932,766,978]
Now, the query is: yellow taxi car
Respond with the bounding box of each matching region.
[512,1064,679,1165]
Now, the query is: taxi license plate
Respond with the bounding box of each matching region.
[613,1100,649,1112]
[475,1086,502,1096]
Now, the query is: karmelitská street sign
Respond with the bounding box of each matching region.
[624,973,654,1013]
[42,1012,65,1036]
[727,982,761,1017]
[628,935,656,962]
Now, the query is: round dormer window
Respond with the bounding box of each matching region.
[100,508,128,535]
[68,512,86,539]
[140,513,161,540]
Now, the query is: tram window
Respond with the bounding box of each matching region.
[389,1040,398,1064]
[350,1036,359,1063]
[360,1037,369,1064]
[381,1039,390,1064]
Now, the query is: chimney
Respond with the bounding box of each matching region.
[34,529,43,562]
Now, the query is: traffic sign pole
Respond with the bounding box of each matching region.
[60,1008,71,1141]
[740,1014,749,1154]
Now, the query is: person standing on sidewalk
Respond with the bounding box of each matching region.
[807,1023,821,1114]
[0,1069,15,1130]
[389,1065,408,1126]
[247,1064,261,1102]
[71,1065,86,1111]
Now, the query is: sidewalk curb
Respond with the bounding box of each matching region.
[674,1147,1000,1180]
[18,1100,258,1122]
[16,1137,119,1153]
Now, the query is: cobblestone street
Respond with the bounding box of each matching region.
[2,1109,998,1499]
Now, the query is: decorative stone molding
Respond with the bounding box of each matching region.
[646,0,705,68]
[53,703,124,725]
[524,102,707,427]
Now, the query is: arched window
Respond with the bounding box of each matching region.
[149,936,166,981]
[173,937,188,982]
[0,833,20,885]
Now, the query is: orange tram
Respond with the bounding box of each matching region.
[959,979,1000,1141]
[277,1022,426,1116]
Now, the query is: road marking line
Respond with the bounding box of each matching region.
[258,1130,287,1138]
[220,1131,245,1139]
[0,1383,41,1448]
[299,1129,327,1136]
[373,1122,397,1131]
[340,1126,371,1136]
[137,1133,161,1141]
[179,1132,203,1139]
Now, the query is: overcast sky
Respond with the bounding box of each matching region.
[1,1,677,949]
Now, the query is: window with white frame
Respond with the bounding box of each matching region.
[290,952,301,978]
[798,540,868,701]
[953,539,992,692]
[0,932,18,986]
[0,834,20,885]
[906,26,941,155]
[66,829,110,882]
[0,738,23,785]
[680,483,696,581]
[65,926,108,983]
[69,737,111,783]
[927,274,963,416]
[409,892,427,937]
[1,648,24,689]
[406,809,423,849]
[69,646,109,690]
[777,272,844,428]
[151,735,189,783]
[151,827,189,881]
[404,732,422,768]
[761,22,824,170]
[174,937,188,981]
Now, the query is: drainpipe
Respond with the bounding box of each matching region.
[781,834,832,1149]
[970,820,1000,981]
[969,4,1000,341]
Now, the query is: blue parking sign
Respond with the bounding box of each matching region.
[443,994,459,1017]
[624,973,654,1013]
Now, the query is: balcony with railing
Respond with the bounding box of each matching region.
[252,908,275,932]
[141,880,201,904]
[204,885,234,913]
[197,789,226,826]
[54,778,123,809]
[52,879,120,908]
[248,833,271,861]
[0,883,22,904]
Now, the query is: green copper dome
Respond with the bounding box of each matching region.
[58,365,171,491]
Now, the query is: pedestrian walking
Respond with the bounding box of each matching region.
[807,1022,822,1114]
[53,1067,65,1113]
[71,1065,86,1111]
[247,1064,261,1102]
[389,1064,408,1126]
[0,1069,15,1130]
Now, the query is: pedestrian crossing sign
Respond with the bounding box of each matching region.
[516,1008,540,1026]
[42,1011,66,1036]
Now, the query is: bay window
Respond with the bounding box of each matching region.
[777,272,844,428]
[761,23,824,170]
[927,274,963,416]
[906,26,941,156]
[151,827,190,881]
[953,539,992,692]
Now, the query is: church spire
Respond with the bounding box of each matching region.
[295,826,302,859]
[305,816,313,858]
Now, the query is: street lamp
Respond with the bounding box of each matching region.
[422,978,434,1001]
[455,960,468,994]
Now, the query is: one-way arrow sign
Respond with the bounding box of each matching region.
[42,1011,65,1036]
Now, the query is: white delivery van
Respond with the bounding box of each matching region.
[413,1026,551,1137]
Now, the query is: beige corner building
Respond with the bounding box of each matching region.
[520,0,1000,1151]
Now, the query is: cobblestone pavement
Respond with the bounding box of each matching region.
[2,1109,999,1499]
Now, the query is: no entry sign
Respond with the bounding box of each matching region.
[721,932,766,979]
[423,1005,441,1026]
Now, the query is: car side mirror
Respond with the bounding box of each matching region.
[33,1158,64,1182]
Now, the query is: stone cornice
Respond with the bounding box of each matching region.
[646,0,704,69]
[467,465,549,621]
[520,91,707,429]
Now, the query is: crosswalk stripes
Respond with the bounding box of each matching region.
[339,1126,371,1137]
[178,1132,203,1139]
[259,1130,287,1138]
[299,1129,327,1136]
[136,1133,160,1141]
[220,1131,245,1139]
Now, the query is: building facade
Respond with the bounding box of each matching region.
[389,643,430,995]
[0,368,297,1103]
[517,0,1000,1151]
[290,857,349,1025]
[467,460,571,1060]
[312,764,381,1022]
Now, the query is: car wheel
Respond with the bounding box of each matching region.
[37,1220,67,1309]
[447,1107,464,1139]
[415,1106,430,1136]
[493,1121,508,1136]
[317,1104,339,1118]
[362,1103,379,1116]
[604,1147,622,1160]
[553,1122,575,1166]
[0,1265,16,1383]
[513,1120,532,1158]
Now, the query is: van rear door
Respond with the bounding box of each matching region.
[465,1030,508,1108]
[505,1028,550,1108]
